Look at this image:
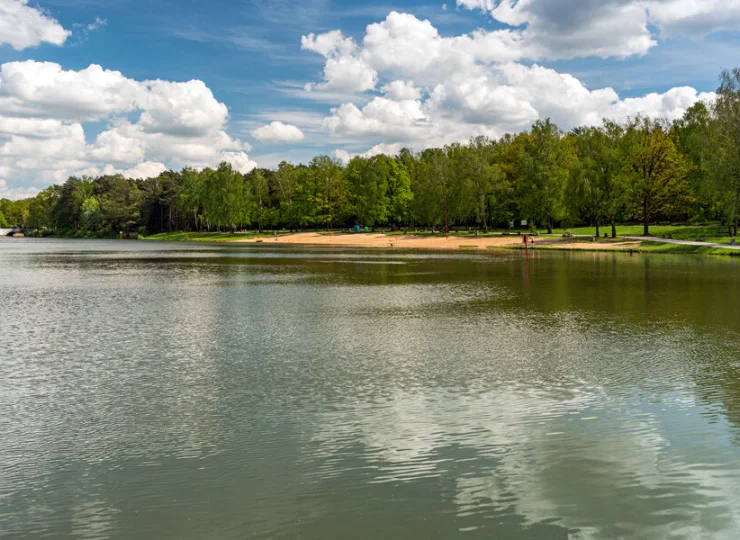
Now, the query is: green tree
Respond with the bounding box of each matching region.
[28,187,58,229]
[249,168,270,232]
[387,156,412,227]
[453,137,507,233]
[95,175,142,233]
[80,197,101,231]
[420,147,452,233]
[708,69,740,236]
[672,103,711,198]
[624,117,693,236]
[494,133,528,228]
[519,119,572,233]
[177,168,204,231]
[309,156,347,230]
[270,162,298,230]
[346,155,391,229]
[570,121,626,237]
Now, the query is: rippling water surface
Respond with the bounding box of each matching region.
[2,238,740,539]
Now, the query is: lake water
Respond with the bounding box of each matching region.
[1,238,740,539]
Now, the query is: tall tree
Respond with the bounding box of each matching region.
[708,69,740,236]
[346,155,391,229]
[456,137,507,233]
[387,156,412,227]
[95,175,142,233]
[624,117,693,236]
[309,156,347,230]
[570,121,625,237]
[177,168,204,231]
[250,168,270,232]
[420,147,452,233]
[519,119,572,233]
[271,162,298,230]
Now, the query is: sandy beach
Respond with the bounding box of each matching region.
[234,232,642,252]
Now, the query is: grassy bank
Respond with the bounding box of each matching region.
[140,231,282,242]
[120,225,740,257]
[638,241,740,256]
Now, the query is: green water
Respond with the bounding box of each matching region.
[1,238,740,539]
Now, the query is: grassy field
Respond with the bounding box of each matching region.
[639,241,740,256]
[550,224,735,241]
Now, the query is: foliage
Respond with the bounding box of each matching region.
[623,117,693,235]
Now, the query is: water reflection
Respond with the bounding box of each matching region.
[1,239,740,539]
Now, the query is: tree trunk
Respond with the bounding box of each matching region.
[611,213,616,239]
[643,198,650,236]
[546,216,553,235]
[443,191,449,236]
[480,193,488,233]
[595,220,600,238]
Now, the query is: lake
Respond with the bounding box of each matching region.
[1,238,740,539]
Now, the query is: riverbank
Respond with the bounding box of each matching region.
[140,229,740,256]
[142,231,642,252]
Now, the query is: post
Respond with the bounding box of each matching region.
[119,231,123,240]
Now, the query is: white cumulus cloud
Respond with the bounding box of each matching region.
[0,60,257,188]
[0,0,70,50]
[303,11,715,155]
[252,121,305,143]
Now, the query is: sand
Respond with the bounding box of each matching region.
[235,232,522,250]
[233,232,640,252]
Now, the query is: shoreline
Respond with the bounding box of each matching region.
[146,231,646,253]
[21,230,740,256]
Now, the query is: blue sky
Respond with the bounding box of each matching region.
[0,0,738,198]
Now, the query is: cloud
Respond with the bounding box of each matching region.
[98,161,168,180]
[380,80,422,101]
[218,151,257,173]
[301,30,377,93]
[0,0,70,50]
[0,61,140,120]
[252,121,305,143]
[456,0,740,58]
[334,149,353,164]
[0,179,39,200]
[0,60,257,188]
[456,0,655,59]
[643,0,740,37]
[87,17,107,32]
[333,142,404,164]
[303,12,714,155]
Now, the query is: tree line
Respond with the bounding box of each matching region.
[5,69,740,238]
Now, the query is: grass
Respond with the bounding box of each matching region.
[141,231,278,242]
[639,241,740,256]
[552,224,734,240]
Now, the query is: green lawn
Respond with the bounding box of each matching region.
[551,224,728,237]
[639,241,740,256]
